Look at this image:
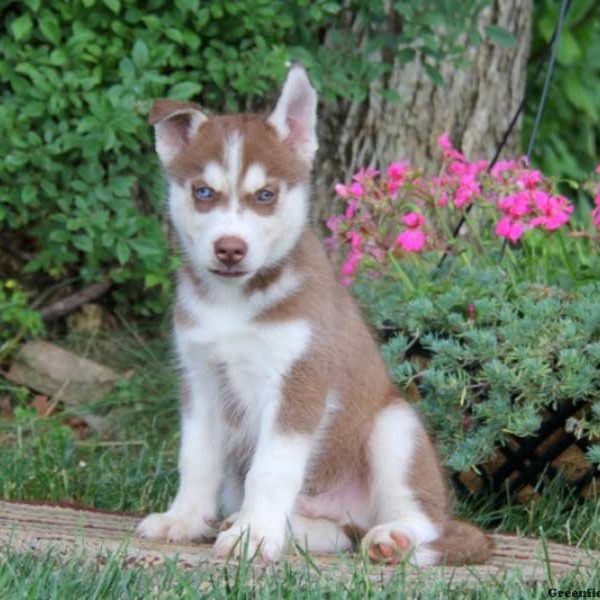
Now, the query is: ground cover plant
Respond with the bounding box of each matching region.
[327,137,600,473]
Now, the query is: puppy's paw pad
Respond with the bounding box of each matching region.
[362,523,413,564]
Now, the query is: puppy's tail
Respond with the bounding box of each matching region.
[428,520,492,565]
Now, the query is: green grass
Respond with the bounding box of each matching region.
[2,327,600,597]
[1,542,600,599]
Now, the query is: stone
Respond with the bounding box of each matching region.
[6,340,123,406]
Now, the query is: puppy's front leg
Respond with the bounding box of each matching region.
[137,364,223,543]
[214,409,312,561]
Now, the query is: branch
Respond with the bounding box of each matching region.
[39,280,112,322]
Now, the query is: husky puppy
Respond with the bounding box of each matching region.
[137,65,490,566]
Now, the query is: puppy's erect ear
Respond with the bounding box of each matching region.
[267,64,318,164]
[149,99,207,164]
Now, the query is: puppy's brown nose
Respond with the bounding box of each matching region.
[214,236,248,267]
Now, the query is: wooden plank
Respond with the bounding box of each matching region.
[1,500,599,585]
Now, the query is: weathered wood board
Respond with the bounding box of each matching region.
[1,500,598,586]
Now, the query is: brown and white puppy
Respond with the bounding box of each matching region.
[137,65,490,566]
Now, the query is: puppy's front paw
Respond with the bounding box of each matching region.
[137,510,216,543]
[213,517,284,562]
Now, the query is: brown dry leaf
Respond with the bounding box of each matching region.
[31,394,54,417]
[64,415,91,439]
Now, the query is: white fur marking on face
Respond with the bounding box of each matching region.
[224,133,243,208]
[241,163,267,194]
[203,162,227,193]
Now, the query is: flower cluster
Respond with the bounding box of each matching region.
[326,135,597,285]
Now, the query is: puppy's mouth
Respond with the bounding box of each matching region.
[209,268,248,279]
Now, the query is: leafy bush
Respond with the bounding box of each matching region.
[0,280,43,359]
[1,1,507,323]
[355,268,600,471]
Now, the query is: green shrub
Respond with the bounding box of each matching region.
[356,267,600,471]
[0,280,44,359]
[1,1,504,321]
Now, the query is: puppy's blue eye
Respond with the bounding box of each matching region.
[194,186,214,200]
[256,189,275,203]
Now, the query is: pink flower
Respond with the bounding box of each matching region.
[437,133,465,162]
[387,161,409,181]
[349,231,362,250]
[386,179,401,197]
[437,192,448,206]
[517,169,542,190]
[447,161,467,176]
[326,214,344,233]
[595,164,600,175]
[334,183,349,198]
[491,159,519,180]
[352,167,379,183]
[345,200,358,219]
[438,134,452,150]
[454,173,481,208]
[402,212,426,228]
[341,249,363,276]
[543,212,570,231]
[495,217,523,243]
[467,303,476,321]
[396,229,426,252]
[348,182,364,197]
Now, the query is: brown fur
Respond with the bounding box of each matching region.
[165,114,308,190]
[429,520,493,565]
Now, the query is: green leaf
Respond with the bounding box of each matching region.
[49,49,67,66]
[169,81,203,100]
[116,240,131,265]
[11,15,33,41]
[102,0,121,14]
[21,185,37,205]
[484,25,518,49]
[132,39,149,69]
[557,30,582,66]
[73,235,93,252]
[424,63,444,86]
[131,239,161,258]
[40,14,61,45]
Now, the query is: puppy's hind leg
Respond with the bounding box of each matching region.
[362,403,445,567]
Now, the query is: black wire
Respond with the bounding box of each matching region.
[437,0,571,269]
[526,0,570,160]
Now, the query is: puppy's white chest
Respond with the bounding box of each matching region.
[179,299,311,408]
